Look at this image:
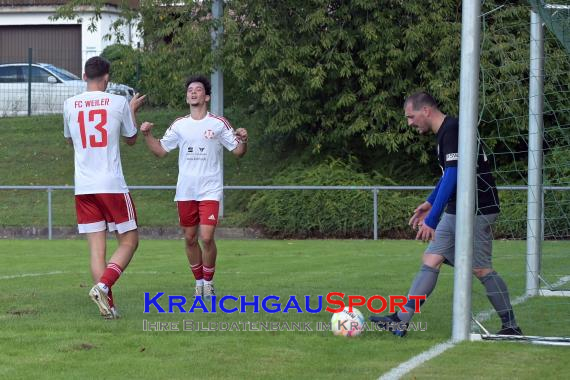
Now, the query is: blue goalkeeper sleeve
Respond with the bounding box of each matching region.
[427,177,443,205]
[424,167,458,229]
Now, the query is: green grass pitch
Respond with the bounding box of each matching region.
[1,239,569,379]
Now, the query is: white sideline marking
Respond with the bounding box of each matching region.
[378,340,455,380]
[0,271,64,280]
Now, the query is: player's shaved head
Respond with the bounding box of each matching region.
[84,56,111,80]
[404,92,438,111]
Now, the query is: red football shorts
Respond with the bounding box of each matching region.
[75,193,138,234]
[177,200,220,227]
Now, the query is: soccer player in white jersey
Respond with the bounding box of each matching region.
[140,75,248,300]
[63,56,146,319]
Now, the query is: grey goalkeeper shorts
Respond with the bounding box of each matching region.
[425,212,499,269]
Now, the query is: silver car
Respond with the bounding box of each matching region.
[0,63,135,116]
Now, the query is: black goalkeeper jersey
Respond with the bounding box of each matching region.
[436,116,500,215]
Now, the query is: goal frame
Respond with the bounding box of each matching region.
[454,3,570,345]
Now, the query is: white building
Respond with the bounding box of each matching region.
[0,0,141,76]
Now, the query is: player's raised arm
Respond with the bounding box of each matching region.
[232,127,248,157]
[130,92,146,113]
[124,93,147,146]
[141,122,168,158]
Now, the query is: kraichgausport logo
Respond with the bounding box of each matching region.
[143,292,426,314]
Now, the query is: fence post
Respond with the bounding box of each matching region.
[27,48,32,117]
[373,189,378,240]
[211,0,224,217]
[47,188,53,240]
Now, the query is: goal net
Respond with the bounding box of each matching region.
[470,0,570,345]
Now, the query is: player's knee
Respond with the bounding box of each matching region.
[200,234,215,246]
[473,268,493,278]
[120,232,138,252]
[129,240,139,253]
[422,253,445,269]
[185,236,199,247]
[184,232,199,246]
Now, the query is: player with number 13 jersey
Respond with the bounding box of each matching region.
[64,89,136,196]
[63,56,145,320]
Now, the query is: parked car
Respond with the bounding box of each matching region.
[0,63,135,116]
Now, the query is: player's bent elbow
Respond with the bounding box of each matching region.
[155,149,168,158]
[232,146,247,158]
[124,135,138,146]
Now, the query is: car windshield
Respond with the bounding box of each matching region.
[43,64,81,81]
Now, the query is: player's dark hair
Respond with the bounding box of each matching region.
[185,75,211,96]
[404,92,438,111]
[84,56,111,80]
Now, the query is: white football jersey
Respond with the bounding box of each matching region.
[63,91,137,195]
[160,112,239,201]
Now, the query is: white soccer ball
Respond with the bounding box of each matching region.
[331,307,365,337]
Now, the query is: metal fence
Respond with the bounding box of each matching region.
[0,49,134,117]
[3,184,567,240]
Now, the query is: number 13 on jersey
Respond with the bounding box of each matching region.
[78,109,108,148]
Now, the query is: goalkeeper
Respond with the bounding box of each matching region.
[370,92,522,337]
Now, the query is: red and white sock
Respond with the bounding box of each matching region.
[98,262,123,292]
[191,263,204,283]
[203,265,215,282]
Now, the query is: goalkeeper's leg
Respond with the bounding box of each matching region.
[473,214,522,335]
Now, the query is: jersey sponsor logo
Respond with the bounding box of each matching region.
[208,214,216,221]
[204,129,215,139]
[445,153,458,162]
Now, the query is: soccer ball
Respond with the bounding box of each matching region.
[331,307,365,337]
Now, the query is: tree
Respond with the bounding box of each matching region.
[53,0,570,170]
[222,0,460,162]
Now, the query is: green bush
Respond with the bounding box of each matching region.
[494,191,570,240]
[494,190,527,239]
[376,190,425,239]
[244,158,423,238]
[493,146,570,239]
